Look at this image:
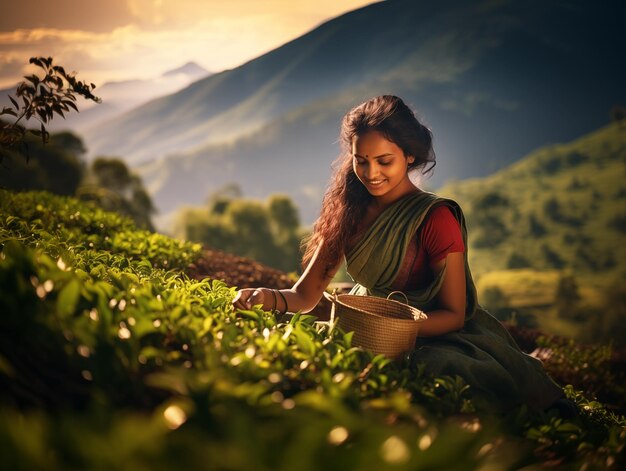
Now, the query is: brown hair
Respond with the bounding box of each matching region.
[301,95,436,276]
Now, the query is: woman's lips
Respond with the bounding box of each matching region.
[366,179,385,187]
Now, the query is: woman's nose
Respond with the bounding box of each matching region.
[365,165,379,179]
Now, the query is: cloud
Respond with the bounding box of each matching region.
[0,0,133,33]
[0,56,26,87]
[0,14,316,88]
[0,1,375,88]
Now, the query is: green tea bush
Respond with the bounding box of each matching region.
[1,189,624,470]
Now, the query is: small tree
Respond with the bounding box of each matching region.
[0,131,86,194]
[610,104,626,125]
[77,157,155,230]
[554,274,582,321]
[1,56,100,162]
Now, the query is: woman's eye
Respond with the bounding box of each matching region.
[379,160,391,166]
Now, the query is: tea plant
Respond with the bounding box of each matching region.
[1,189,624,470]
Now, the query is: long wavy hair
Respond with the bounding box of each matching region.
[301,95,436,276]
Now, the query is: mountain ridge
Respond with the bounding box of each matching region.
[30,0,626,228]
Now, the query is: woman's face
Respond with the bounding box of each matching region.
[352,130,415,203]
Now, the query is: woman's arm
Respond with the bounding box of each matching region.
[418,252,466,337]
[232,242,341,314]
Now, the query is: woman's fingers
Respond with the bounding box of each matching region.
[248,289,264,307]
[232,288,265,310]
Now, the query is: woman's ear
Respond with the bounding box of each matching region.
[407,155,415,164]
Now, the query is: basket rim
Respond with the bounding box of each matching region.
[324,291,427,322]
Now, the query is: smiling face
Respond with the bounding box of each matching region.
[352,130,416,206]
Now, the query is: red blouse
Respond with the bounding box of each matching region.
[391,205,465,291]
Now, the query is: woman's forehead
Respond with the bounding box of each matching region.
[352,131,399,153]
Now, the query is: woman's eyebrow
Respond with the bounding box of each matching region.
[353,153,393,159]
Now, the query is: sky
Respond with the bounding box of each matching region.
[0,0,375,89]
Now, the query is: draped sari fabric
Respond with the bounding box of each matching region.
[345,191,563,411]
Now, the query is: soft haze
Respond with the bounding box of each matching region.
[0,0,375,88]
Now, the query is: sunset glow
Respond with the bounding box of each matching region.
[0,0,375,88]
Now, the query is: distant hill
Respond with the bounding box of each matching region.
[162,62,208,78]
[437,122,626,284]
[85,0,626,226]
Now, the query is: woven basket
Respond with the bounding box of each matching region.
[323,290,427,360]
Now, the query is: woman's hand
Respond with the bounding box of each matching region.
[232,288,266,311]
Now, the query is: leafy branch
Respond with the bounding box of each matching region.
[0,56,101,159]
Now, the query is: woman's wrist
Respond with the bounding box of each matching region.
[276,289,289,314]
[258,288,276,312]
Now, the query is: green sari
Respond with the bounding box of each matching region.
[346,191,563,411]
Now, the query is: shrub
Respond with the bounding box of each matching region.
[1,189,625,470]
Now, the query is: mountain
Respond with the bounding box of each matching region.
[81,0,625,227]
[437,121,626,282]
[162,62,208,78]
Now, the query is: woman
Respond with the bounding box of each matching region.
[233,95,564,412]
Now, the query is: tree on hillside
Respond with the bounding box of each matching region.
[555,274,582,321]
[0,131,85,194]
[177,193,303,273]
[77,157,155,230]
[469,191,511,248]
[205,183,242,213]
[268,194,302,265]
[583,283,626,346]
[610,105,626,125]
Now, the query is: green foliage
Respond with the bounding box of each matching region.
[469,191,511,248]
[436,123,626,345]
[534,336,625,417]
[438,123,626,286]
[522,385,625,470]
[610,104,626,125]
[541,243,566,268]
[554,274,582,321]
[472,215,509,248]
[539,151,590,175]
[77,156,156,230]
[526,213,547,237]
[473,191,510,209]
[480,286,508,312]
[0,57,155,231]
[608,211,626,233]
[1,189,625,470]
[0,131,85,194]
[0,56,100,157]
[177,192,303,273]
[506,253,531,269]
[582,283,626,347]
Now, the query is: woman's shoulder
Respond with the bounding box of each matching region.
[422,204,462,235]
[404,192,463,220]
[426,203,458,222]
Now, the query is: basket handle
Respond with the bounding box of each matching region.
[387,290,409,305]
[323,289,339,332]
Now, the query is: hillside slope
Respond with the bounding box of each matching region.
[99,0,626,226]
[438,122,626,284]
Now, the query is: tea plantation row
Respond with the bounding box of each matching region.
[0,189,624,470]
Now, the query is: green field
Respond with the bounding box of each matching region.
[1,189,624,470]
